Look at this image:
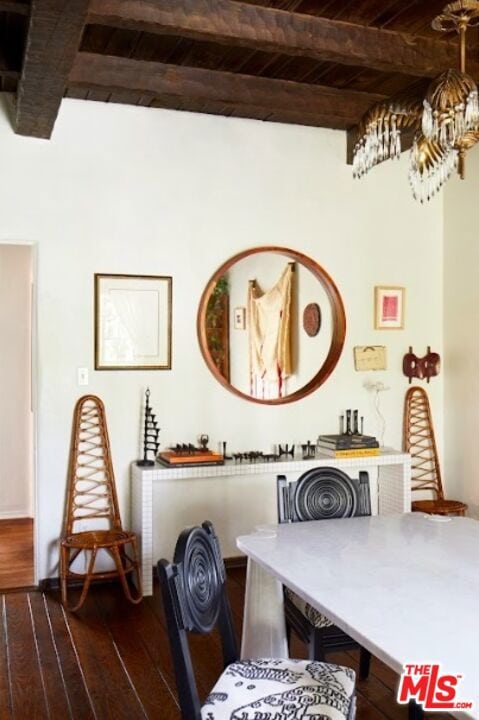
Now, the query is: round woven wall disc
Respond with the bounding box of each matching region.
[303,303,321,337]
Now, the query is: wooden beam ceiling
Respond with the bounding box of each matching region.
[15,0,89,138]
[5,0,473,142]
[87,0,473,80]
[0,1,29,14]
[69,52,386,130]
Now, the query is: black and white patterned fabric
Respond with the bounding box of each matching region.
[284,587,334,629]
[201,658,356,719]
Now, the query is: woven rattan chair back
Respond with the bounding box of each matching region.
[60,395,142,611]
[403,386,444,499]
[403,386,467,517]
[64,395,122,536]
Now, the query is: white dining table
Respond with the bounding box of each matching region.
[237,513,479,718]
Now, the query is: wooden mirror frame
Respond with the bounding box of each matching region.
[197,246,347,405]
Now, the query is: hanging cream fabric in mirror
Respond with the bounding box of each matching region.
[354,346,387,371]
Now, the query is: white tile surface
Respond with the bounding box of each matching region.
[132,451,411,595]
[238,514,479,718]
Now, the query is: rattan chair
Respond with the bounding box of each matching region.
[403,386,467,517]
[277,468,372,680]
[158,521,356,720]
[60,395,142,611]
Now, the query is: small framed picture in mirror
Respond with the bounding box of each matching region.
[234,306,246,330]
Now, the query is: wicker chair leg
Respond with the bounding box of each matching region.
[358,647,371,680]
[62,547,98,612]
[60,544,70,608]
[110,543,143,604]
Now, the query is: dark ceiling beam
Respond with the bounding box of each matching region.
[69,52,387,130]
[87,0,474,80]
[15,0,90,139]
[0,1,29,15]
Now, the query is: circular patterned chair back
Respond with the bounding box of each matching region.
[293,467,360,521]
[173,523,224,633]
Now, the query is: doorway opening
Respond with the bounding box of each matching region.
[0,244,35,589]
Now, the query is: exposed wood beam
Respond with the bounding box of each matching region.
[87,0,475,80]
[0,1,29,15]
[15,0,90,139]
[69,52,386,130]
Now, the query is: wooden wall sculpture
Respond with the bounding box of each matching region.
[403,346,440,383]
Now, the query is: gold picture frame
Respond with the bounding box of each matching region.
[374,286,405,330]
[95,273,172,370]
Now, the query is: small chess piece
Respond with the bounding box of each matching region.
[198,434,209,451]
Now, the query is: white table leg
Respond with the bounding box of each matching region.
[241,558,289,660]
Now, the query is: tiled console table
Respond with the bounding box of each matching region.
[131,449,411,595]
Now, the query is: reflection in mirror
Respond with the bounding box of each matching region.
[197,247,346,406]
[205,275,230,381]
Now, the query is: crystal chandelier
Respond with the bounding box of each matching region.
[353,0,479,202]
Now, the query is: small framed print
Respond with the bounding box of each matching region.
[374,286,405,330]
[233,306,246,330]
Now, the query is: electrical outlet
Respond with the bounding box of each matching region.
[77,367,89,386]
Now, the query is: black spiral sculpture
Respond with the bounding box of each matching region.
[175,524,222,632]
[294,467,359,521]
[137,388,160,467]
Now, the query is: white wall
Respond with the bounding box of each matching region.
[0,244,32,517]
[0,97,443,578]
[444,145,479,517]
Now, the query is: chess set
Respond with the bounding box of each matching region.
[157,434,225,467]
[231,443,314,463]
[156,440,318,467]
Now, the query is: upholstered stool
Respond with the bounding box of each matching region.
[201,658,355,719]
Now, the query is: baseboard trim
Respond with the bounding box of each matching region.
[40,557,247,592]
[0,584,38,594]
[39,576,123,592]
[224,556,247,570]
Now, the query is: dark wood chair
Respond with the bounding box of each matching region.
[277,467,372,680]
[403,386,467,517]
[60,395,142,611]
[158,521,357,720]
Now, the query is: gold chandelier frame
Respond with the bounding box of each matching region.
[353,0,479,202]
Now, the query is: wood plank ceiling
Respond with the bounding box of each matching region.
[0,0,475,143]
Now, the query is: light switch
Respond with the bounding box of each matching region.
[77,367,89,386]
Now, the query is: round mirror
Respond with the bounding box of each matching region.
[197,246,346,405]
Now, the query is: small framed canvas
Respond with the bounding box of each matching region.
[95,273,172,369]
[374,286,405,330]
[233,306,246,330]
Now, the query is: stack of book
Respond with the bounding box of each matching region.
[317,434,380,458]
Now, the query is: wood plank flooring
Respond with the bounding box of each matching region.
[0,518,34,590]
[0,568,452,719]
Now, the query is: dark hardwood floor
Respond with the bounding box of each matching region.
[0,518,34,590]
[0,567,451,719]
